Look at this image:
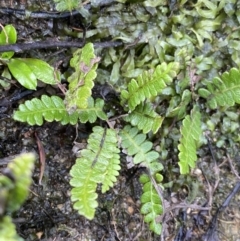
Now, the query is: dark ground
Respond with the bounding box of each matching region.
[1,1,240,241]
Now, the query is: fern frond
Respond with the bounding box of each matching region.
[120,62,179,111]
[120,125,159,169]
[78,97,107,123]
[2,153,35,214]
[140,174,163,235]
[70,126,120,219]
[64,43,100,113]
[124,102,164,134]
[178,106,202,174]
[120,123,164,237]
[198,68,240,109]
[13,95,78,126]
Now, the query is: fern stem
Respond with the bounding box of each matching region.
[91,127,107,167]
[108,114,128,122]
[148,171,165,213]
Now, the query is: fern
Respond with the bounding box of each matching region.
[13,95,107,125]
[119,125,160,171]
[140,174,163,235]
[120,62,179,111]
[70,126,120,219]
[13,95,79,126]
[64,43,100,113]
[124,102,164,134]
[5,153,35,213]
[198,68,240,109]
[178,106,202,174]
[120,125,164,235]
[0,153,35,241]
[78,97,107,123]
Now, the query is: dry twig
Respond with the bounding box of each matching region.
[35,132,46,185]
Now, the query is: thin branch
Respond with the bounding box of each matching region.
[206,134,220,194]
[227,154,240,180]
[108,114,128,122]
[35,132,46,185]
[0,40,123,53]
[0,7,81,19]
[0,0,116,19]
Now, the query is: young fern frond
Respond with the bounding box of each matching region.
[78,97,107,123]
[140,174,163,235]
[64,43,100,113]
[13,95,78,126]
[124,102,164,134]
[120,62,179,111]
[119,125,159,170]
[178,106,202,174]
[70,126,120,219]
[198,68,240,109]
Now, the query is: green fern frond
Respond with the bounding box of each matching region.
[120,125,159,169]
[64,43,100,113]
[0,153,35,215]
[198,68,240,109]
[70,126,120,219]
[13,95,78,126]
[78,97,107,123]
[178,106,202,174]
[0,153,35,240]
[120,62,179,111]
[140,174,163,235]
[124,102,164,134]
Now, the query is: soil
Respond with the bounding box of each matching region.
[1,1,240,241]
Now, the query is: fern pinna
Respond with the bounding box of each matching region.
[70,126,120,219]
[123,102,164,134]
[119,125,159,169]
